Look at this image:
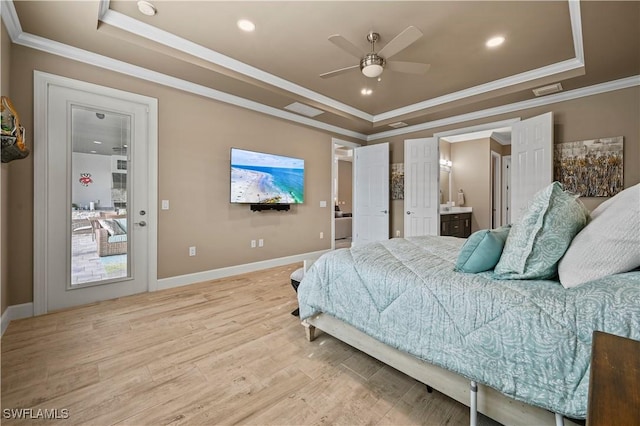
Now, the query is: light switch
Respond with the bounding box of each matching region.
[161,200,170,210]
[320,201,327,208]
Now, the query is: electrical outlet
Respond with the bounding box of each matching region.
[320,231,324,239]
[189,246,196,256]
[396,230,401,237]
[161,199,169,210]
[258,239,264,247]
[251,240,256,248]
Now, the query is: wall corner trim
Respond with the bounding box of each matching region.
[1,302,34,337]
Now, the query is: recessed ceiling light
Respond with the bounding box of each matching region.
[137,1,156,16]
[90,150,97,154]
[93,140,102,144]
[237,19,256,32]
[361,88,373,96]
[486,36,505,48]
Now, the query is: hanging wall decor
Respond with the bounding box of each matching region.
[1,96,30,163]
[391,163,404,200]
[554,136,624,197]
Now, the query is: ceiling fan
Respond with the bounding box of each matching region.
[320,26,431,79]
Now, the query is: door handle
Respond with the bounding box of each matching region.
[134,221,147,227]
[380,210,388,214]
[406,211,413,215]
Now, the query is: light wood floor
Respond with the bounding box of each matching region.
[2,264,482,425]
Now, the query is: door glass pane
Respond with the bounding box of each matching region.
[70,106,131,287]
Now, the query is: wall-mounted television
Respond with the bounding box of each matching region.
[230,148,304,204]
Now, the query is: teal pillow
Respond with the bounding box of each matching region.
[454,226,511,273]
[494,182,589,280]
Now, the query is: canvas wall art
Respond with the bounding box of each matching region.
[554,136,624,197]
[391,163,404,200]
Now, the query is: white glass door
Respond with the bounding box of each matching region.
[44,83,150,312]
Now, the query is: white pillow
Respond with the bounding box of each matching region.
[558,183,640,288]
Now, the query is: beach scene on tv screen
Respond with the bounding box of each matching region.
[231,149,304,204]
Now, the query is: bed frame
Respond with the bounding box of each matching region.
[303,313,577,426]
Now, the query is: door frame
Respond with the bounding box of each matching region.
[502,155,511,226]
[33,71,158,315]
[331,138,360,248]
[491,150,501,228]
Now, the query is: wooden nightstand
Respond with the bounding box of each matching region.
[587,331,640,425]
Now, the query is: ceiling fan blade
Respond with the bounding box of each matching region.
[387,61,431,75]
[319,65,360,79]
[328,35,365,58]
[378,26,423,60]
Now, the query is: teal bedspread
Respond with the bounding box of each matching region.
[297,236,640,419]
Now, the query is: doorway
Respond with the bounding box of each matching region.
[435,119,517,231]
[34,72,158,314]
[332,139,359,248]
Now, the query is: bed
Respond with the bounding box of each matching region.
[297,183,640,425]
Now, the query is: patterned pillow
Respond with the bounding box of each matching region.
[494,182,588,280]
[454,225,511,273]
[98,219,126,236]
[558,183,640,288]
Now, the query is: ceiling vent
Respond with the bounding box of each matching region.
[388,121,408,128]
[284,102,324,118]
[532,83,563,97]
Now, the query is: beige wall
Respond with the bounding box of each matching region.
[451,138,491,232]
[4,40,640,307]
[378,86,640,234]
[1,21,11,315]
[8,44,338,305]
[337,160,352,213]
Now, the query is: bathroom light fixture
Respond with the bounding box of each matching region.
[439,159,452,170]
[361,88,373,96]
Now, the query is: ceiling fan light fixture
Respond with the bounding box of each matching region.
[360,54,385,78]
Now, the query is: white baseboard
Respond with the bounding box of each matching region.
[1,302,34,337]
[157,250,329,291]
[0,252,328,335]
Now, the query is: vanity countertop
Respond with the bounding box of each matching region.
[440,206,472,215]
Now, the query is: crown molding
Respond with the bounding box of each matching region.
[99,8,374,123]
[0,0,22,41]
[372,58,584,123]
[98,0,585,126]
[13,31,368,141]
[3,0,635,144]
[367,75,640,141]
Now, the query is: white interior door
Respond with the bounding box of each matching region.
[353,143,389,245]
[34,73,157,313]
[510,112,553,223]
[404,138,439,237]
